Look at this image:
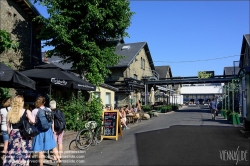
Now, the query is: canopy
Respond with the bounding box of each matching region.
[20,63,96,91]
[0,62,36,90]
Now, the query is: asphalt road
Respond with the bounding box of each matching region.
[47,106,250,166]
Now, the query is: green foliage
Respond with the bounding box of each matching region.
[198,71,213,79]
[33,0,134,85]
[142,105,151,112]
[0,61,11,102]
[0,29,19,54]
[0,88,11,104]
[161,105,169,111]
[148,110,153,115]
[53,92,103,131]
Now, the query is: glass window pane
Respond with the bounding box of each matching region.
[106,92,111,105]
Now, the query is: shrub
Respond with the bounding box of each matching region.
[53,92,103,131]
[142,105,151,112]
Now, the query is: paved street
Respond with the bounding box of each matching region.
[20,105,245,166]
[52,106,250,166]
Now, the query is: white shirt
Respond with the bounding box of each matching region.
[0,107,11,131]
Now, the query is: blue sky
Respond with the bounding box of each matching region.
[32,1,249,77]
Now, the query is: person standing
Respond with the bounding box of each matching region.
[209,98,217,120]
[3,95,35,165]
[50,100,66,160]
[32,96,61,166]
[0,97,12,155]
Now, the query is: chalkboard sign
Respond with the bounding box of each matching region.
[102,110,122,140]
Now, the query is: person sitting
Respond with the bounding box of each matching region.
[119,108,129,130]
[124,105,129,114]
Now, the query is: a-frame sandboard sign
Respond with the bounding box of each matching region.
[102,110,123,140]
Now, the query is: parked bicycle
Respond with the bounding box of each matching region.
[74,120,104,150]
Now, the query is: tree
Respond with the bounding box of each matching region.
[0,29,18,54]
[34,0,134,85]
[198,71,213,79]
[0,30,18,102]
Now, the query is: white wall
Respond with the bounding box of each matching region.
[181,86,223,94]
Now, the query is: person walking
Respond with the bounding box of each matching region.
[209,98,217,120]
[0,97,12,155]
[50,100,66,160]
[3,95,35,165]
[32,96,61,166]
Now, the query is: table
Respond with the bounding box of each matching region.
[126,114,136,124]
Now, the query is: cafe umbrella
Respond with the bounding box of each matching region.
[20,63,96,93]
[0,62,36,90]
[149,87,155,105]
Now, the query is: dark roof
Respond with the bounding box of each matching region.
[223,66,240,76]
[112,42,155,70]
[244,34,250,45]
[15,0,41,18]
[99,83,118,91]
[240,34,250,68]
[155,66,172,79]
[42,53,73,70]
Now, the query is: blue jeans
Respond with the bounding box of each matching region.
[2,130,9,142]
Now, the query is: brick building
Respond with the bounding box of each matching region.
[0,0,42,70]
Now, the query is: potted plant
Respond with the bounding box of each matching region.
[148,111,153,118]
[168,105,172,111]
[161,105,168,113]
[142,105,151,112]
[230,112,240,125]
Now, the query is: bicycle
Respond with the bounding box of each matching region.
[75,120,104,150]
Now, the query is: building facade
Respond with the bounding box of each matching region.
[92,84,118,109]
[0,0,42,70]
[105,42,156,107]
[181,83,223,104]
[238,34,250,129]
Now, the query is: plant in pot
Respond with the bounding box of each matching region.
[148,111,153,118]
[161,105,168,113]
[168,105,172,111]
[142,105,151,112]
[229,112,240,125]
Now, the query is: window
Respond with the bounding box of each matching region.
[134,74,137,79]
[143,59,145,70]
[141,58,145,70]
[93,92,100,98]
[106,92,111,105]
[141,57,143,69]
[121,45,130,50]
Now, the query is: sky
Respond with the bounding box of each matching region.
[32,1,250,77]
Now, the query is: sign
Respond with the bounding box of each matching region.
[102,110,122,140]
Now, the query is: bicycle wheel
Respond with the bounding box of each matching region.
[76,129,92,150]
[69,139,78,150]
[95,126,103,144]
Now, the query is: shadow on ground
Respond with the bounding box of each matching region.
[136,125,250,166]
[175,109,211,114]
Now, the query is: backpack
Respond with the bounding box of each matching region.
[0,107,9,125]
[37,107,53,131]
[53,109,66,132]
[22,110,39,138]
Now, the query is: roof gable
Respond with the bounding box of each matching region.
[113,42,155,70]
[240,34,250,67]
[42,53,73,70]
[15,0,41,18]
[155,66,172,79]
